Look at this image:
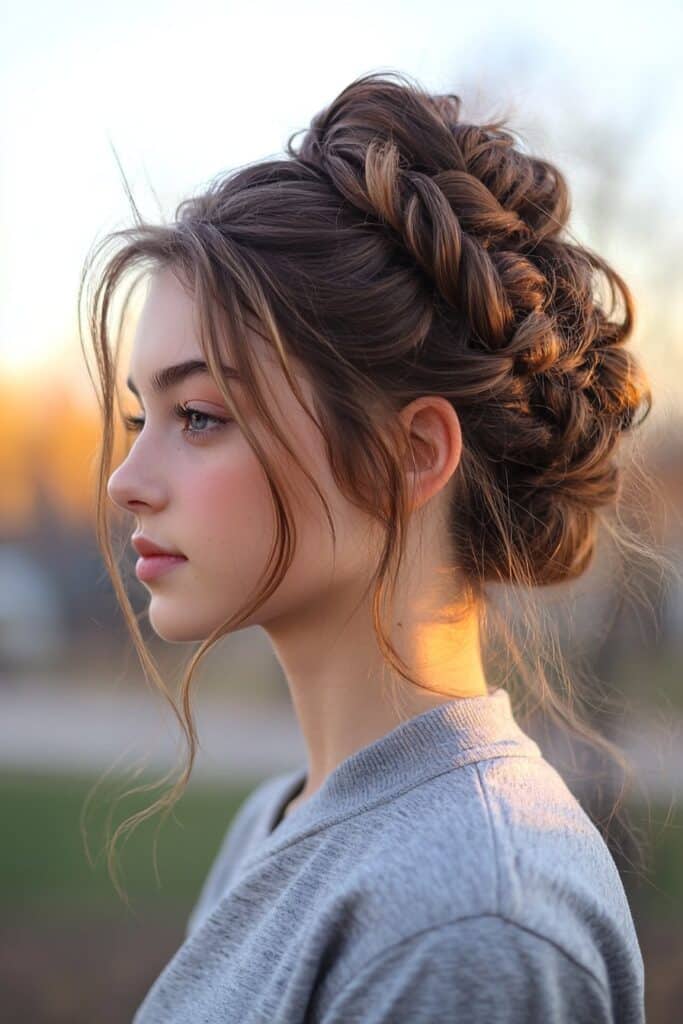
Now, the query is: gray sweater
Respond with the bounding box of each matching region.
[132,688,645,1022]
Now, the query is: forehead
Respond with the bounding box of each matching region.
[126,267,311,416]
[128,267,273,384]
[129,267,218,371]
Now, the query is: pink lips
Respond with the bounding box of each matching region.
[135,553,188,582]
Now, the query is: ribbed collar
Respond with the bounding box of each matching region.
[240,686,541,872]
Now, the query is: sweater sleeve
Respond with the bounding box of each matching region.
[317,914,616,1024]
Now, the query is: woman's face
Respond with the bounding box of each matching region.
[107,267,377,642]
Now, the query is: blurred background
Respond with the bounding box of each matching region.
[1,0,681,1020]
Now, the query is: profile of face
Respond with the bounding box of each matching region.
[107,267,382,643]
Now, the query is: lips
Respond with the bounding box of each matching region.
[132,534,186,559]
[135,552,187,583]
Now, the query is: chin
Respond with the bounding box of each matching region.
[147,605,209,644]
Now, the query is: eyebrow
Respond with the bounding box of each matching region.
[126,359,241,398]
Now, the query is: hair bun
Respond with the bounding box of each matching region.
[291,70,651,586]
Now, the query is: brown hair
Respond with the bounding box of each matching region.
[78,69,660,905]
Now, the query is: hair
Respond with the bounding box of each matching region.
[78,69,665,907]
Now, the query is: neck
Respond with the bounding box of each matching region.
[263,575,488,809]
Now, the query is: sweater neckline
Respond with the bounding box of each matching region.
[242,686,541,870]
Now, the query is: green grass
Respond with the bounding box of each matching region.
[0,769,257,919]
[629,800,683,921]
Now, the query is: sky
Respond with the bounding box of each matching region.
[1,0,681,413]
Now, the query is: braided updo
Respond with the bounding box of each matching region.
[288,72,651,587]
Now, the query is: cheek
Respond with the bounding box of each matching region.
[179,449,275,566]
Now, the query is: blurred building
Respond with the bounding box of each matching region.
[0,544,66,670]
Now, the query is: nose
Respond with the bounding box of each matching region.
[107,448,167,514]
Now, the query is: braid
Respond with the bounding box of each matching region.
[288,70,651,585]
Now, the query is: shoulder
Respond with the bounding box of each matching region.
[473,754,644,983]
[314,913,629,1023]
[318,755,641,1000]
[337,752,598,919]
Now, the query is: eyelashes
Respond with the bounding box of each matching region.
[122,402,231,441]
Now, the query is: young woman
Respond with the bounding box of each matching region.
[82,70,650,1022]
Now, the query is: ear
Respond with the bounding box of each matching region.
[399,396,462,512]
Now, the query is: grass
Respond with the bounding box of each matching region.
[629,799,683,921]
[0,768,258,919]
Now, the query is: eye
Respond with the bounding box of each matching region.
[122,403,231,441]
